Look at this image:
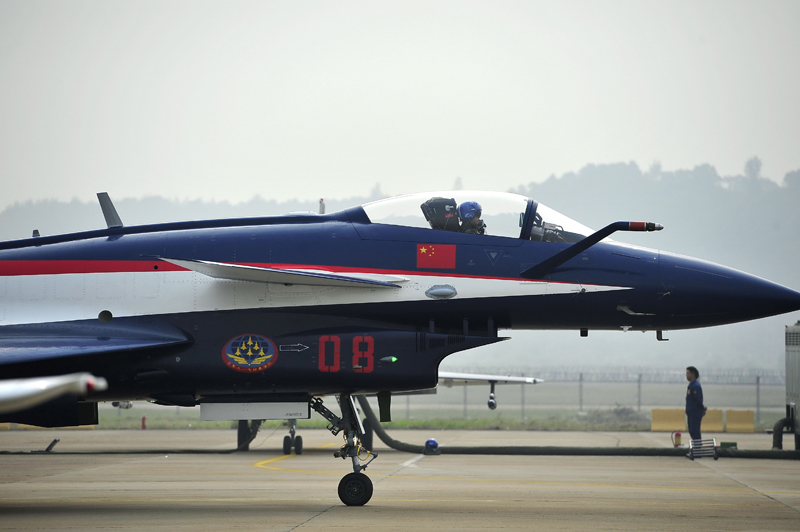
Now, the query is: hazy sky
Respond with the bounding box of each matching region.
[1,0,798,211]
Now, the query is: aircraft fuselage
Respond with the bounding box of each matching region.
[1,197,799,404]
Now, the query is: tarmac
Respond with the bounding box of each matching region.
[1,428,799,531]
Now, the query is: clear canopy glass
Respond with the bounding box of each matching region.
[361,190,597,241]
[362,191,528,238]
[530,202,597,243]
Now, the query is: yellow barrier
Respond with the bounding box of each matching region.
[650,408,727,433]
[726,410,754,433]
[651,408,685,431]
[702,409,723,432]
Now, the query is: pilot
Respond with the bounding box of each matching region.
[459,201,486,235]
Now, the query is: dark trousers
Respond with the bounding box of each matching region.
[687,412,703,440]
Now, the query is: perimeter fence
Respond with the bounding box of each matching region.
[403,366,787,429]
[448,366,785,385]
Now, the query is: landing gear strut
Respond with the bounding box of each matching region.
[282,419,303,455]
[311,394,378,506]
[237,420,262,451]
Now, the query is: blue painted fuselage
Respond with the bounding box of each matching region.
[1,199,798,407]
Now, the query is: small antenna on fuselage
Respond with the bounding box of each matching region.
[319,198,325,215]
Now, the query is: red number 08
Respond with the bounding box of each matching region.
[318,335,374,373]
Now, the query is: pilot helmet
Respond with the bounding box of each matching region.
[459,201,482,222]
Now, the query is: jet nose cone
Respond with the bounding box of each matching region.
[739,277,800,316]
[659,252,800,327]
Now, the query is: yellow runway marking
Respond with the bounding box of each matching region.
[253,454,295,466]
[253,442,338,469]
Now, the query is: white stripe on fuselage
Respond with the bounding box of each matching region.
[0,271,631,325]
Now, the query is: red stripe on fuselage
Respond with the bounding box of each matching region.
[0,260,188,276]
[0,259,518,281]
[0,260,607,287]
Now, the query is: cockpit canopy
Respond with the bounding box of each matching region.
[361,191,596,243]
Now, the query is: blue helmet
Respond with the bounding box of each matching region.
[459,201,482,222]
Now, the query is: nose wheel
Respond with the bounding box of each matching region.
[338,472,374,506]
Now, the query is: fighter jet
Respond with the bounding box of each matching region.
[1,190,799,505]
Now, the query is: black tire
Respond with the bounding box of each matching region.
[338,473,373,506]
[294,435,303,455]
[283,435,292,455]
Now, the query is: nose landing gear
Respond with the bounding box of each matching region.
[311,394,378,506]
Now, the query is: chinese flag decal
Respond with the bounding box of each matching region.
[416,244,456,269]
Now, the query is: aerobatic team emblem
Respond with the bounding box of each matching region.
[222,334,278,373]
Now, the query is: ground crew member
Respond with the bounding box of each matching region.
[685,366,707,441]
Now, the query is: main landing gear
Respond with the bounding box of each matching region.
[311,394,378,506]
[282,419,303,455]
[237,420,262,451]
